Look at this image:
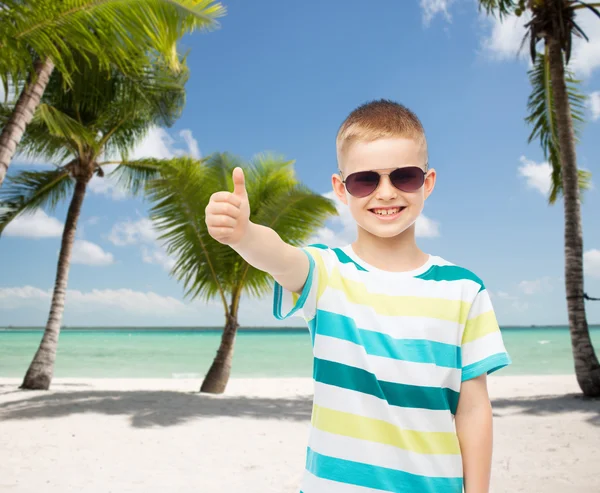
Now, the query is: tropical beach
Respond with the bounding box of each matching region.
[1,327,600,491]
[2,1,600,493]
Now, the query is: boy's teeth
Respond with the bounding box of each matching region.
[373,208,400,215]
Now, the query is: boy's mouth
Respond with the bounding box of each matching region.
[369,206,406,218]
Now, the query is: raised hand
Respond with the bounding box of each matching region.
[205,167,251,246]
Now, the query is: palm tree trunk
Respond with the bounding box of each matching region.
[547,39,600,397]
[20,178,87,390]
[0,57,55,188]
[200,297,240,394]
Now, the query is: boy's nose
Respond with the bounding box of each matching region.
[375,175,398,200]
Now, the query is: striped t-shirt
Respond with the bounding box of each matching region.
[272,243,511,493]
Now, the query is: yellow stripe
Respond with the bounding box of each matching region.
[306,247,329,301]
[312,404,461,455]
[327,267,471,323]
[462,309,499,344]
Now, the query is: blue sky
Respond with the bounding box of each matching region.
[1,0,599,328]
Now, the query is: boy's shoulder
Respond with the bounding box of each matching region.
[305,243,486,292]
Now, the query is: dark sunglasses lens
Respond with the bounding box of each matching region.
[390,167,424,192]
[345,171,379,197]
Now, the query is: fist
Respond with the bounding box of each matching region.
[205,167,250,246]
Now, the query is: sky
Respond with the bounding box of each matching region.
[1,0,600,328]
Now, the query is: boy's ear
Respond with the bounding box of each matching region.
[423,168,436,200]
[331,172,348,205]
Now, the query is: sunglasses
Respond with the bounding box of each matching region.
[340,166,427,198]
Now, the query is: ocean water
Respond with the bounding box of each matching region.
[1,326,599,379]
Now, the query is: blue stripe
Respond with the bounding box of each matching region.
[315,310,461,368]
[306,447,463,493]
[415,265,485,292]
[272,249,315,320]
[314,358,459,413]
[462,352,511,382]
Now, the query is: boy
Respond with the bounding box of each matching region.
[205,99,511,493]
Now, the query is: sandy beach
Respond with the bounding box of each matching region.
[0,375,598,493]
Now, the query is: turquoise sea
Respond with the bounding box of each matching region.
[1,326,599,378]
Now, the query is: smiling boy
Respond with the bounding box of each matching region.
[205,99,511,493]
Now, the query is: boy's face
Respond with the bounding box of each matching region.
[332,137,435,240]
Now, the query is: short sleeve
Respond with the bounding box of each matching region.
[461,288,511,382]
[272,246,329,323]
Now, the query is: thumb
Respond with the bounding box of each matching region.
[232,167,247,198]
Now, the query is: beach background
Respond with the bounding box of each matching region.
[2,1,600,492]
[2,326,600,492]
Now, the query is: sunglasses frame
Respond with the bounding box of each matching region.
[339,165,429,198]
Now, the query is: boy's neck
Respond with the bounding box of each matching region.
[351,224,429,273]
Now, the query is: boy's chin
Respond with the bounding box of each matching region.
[359,218,417,239]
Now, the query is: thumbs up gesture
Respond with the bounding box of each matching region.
[205,167,251,246]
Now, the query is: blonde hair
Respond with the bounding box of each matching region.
[336,99,428,167]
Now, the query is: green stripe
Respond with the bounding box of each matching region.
[308,243,368,272]
[316,309,461,368]
[313,358,459,413]
[415,265,484,291]
[306,448,463,493]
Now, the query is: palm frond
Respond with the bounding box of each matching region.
[0,168,74,235]
[145,156,230,304]
[525,49,589,204]
[18,49,188,170]
[478,0,518,18]
[108,157,166,196]
[0,0,226,83]
[37,103,97,150]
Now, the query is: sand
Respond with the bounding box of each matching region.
[0,375,598,493]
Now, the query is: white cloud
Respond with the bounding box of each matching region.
[415,214,441,238]
[3,209,64,238]
[108,217,157,246]
[0,285,190,315]
[519,279,542,295]
[309,191,440,246]
[518,276,552,295]
[421,0,454,25]
[88,127,201,200]
[518,156,551,196]
[479,9,600,77]
[481,10,531,61]
[589,91,600,121]
[178,129,201,159]
[128,127,202,161]
[584,249,600,278]
[71,240,114,266]
[109,217,176,271]
[141,245,176,271]
[569,9,600,77]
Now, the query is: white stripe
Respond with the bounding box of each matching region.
[466,290,494,319]
[314,335,461,392]
[313,382,455,433]
[308,428,463,478]
[317,289,463,346]
[301,470,389,493]
[461,331,507,367]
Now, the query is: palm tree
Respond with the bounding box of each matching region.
[0,0,226,188]
[122,153,337,393]
[0,56,188,390]
[479,0,600,396]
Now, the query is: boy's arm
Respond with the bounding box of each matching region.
[205,167,309,293]
[455,374,493,493]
